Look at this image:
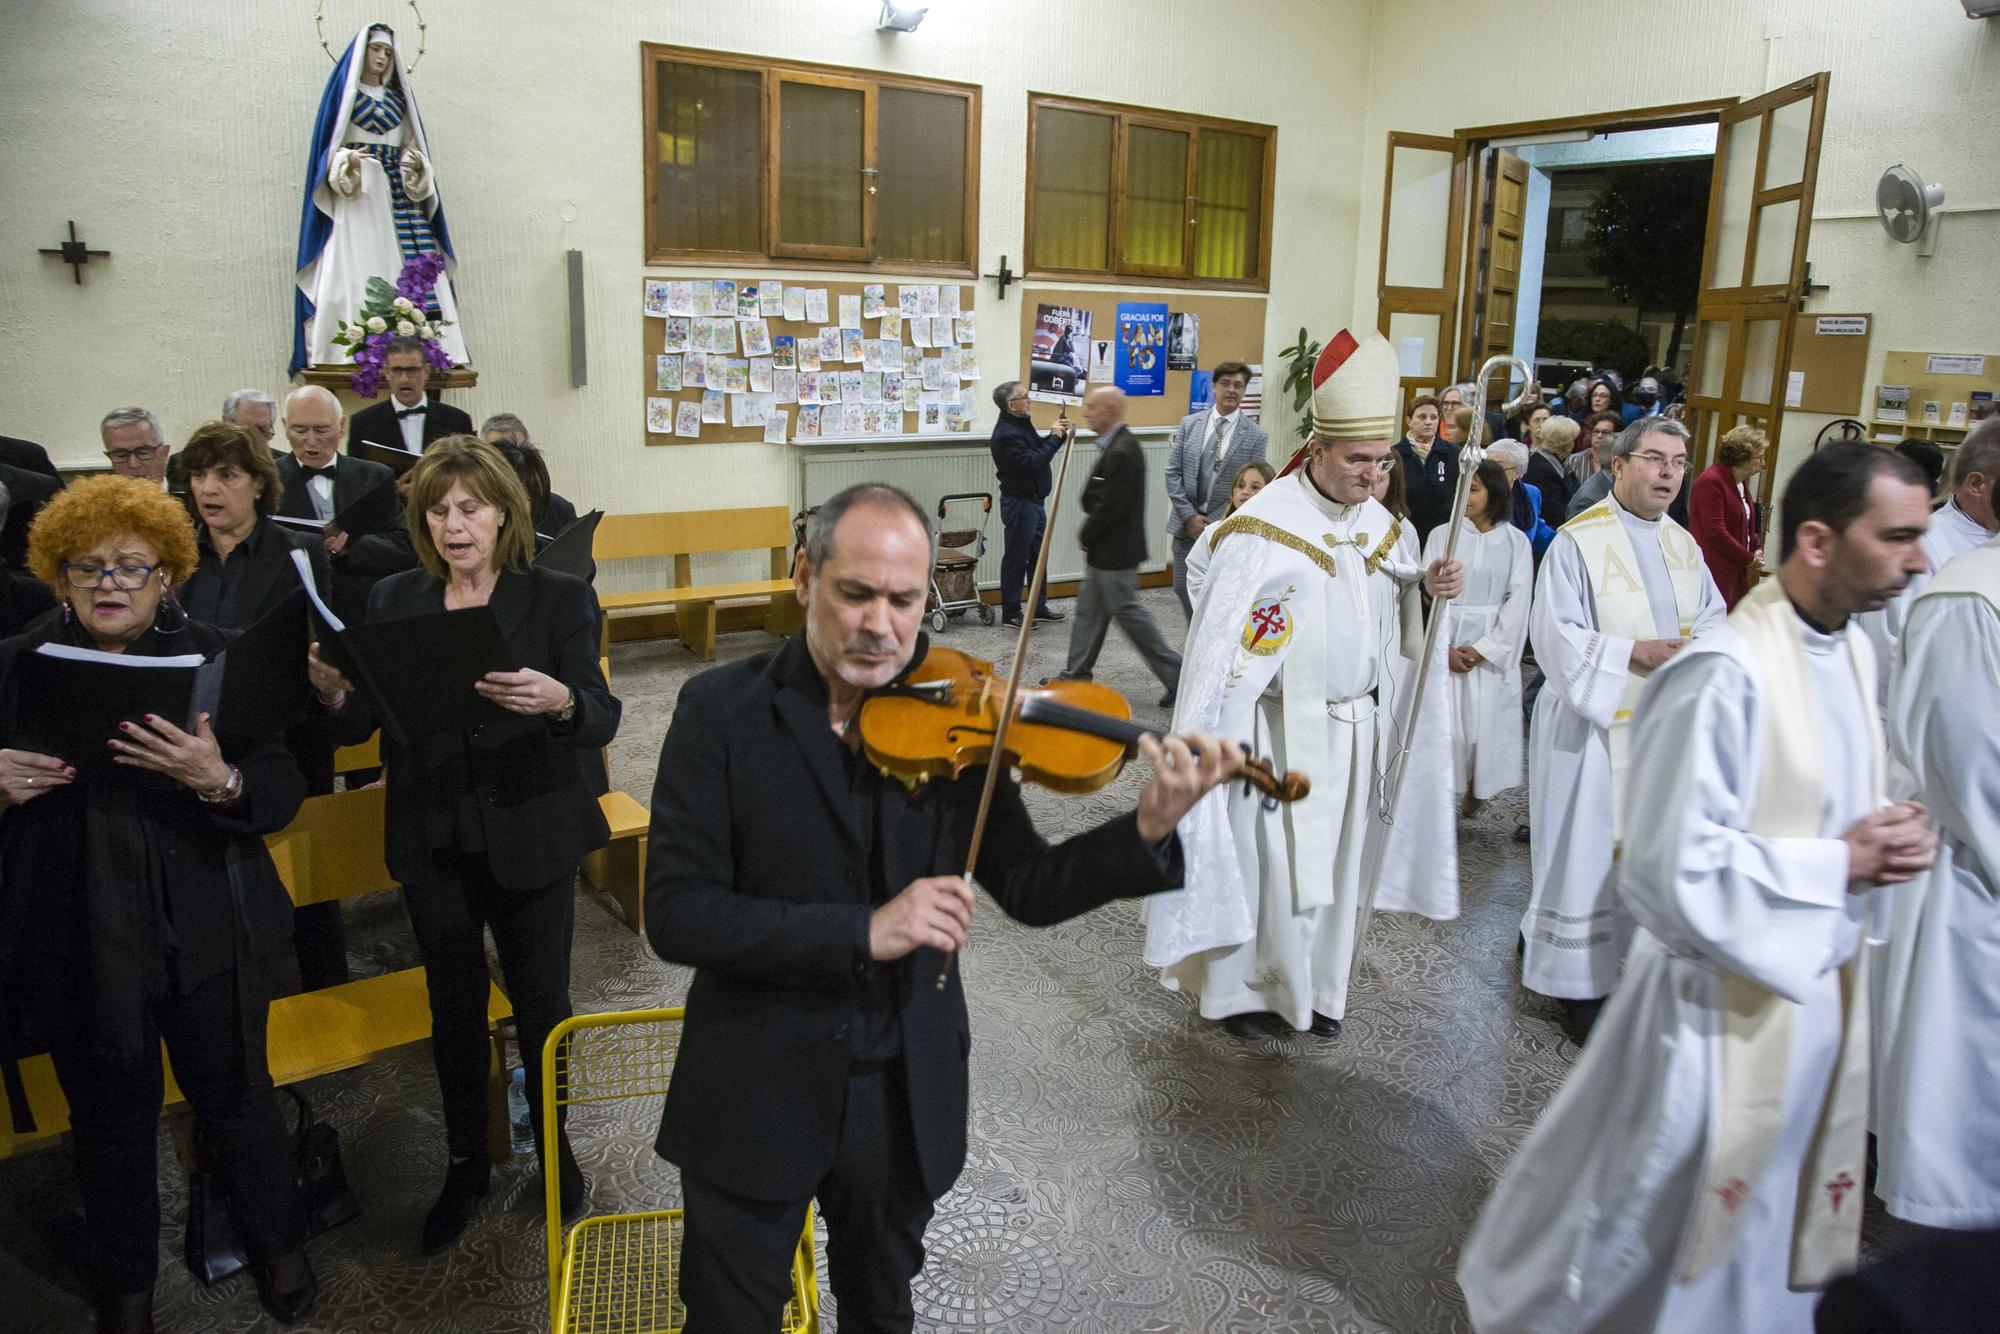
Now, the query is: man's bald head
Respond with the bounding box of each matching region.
[1084,386,1126,434]
[284,384,345,468]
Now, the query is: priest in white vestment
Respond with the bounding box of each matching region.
[1144,330,1464,1040]
[1875,531,2000,1228]
[1521,417,1726,1018]
[1422,459,1533,812]
[1459,443,1938,1334]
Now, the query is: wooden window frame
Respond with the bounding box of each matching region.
[1024,93,1275,292]
[642,44,980,276]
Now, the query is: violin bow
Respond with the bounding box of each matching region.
[939,403,1086,988]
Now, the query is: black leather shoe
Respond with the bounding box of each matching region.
[421,1154,490,1255]
[253,1250,318,1325]
[1033,606,1066,623]
[1001,611,1024,627]
[1157,689,1177,709]
[1514,823,1532,844]
[1308,1012,1343,1038]
[95,1290,153,1334]
[1220,1013,1275,1039]
[1560,998,1606,1045]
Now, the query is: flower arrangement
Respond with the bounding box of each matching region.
[329,252,455,396]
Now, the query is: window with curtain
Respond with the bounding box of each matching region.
[1026,95,1274,288]
[644,46,978,271]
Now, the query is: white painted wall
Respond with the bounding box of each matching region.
[1350,0,2000,483]
[0,0,1374,513]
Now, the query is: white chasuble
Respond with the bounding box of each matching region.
[1521,496,1725,999]
[1141,473,1452,1029]
[1422,519,1533,800]
[1460,581,1882,1334]
[1875,535,2000,1227]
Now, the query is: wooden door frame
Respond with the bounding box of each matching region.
[1375,131,1468,410]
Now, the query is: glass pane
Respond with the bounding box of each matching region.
[655,61,764,253]
[1763,97,1812,190]
[1386,311,1443,379]
[778,81,864,248]
[1193,129,1263,281]
[1694,318,1730,397]
[1750,199,1800,287]
[1029,106,1113,270]
[1739,318,1782,404]
[1707,114,1760,289]
[1121,124,1189,271]
[876,88,967,263]
[1384,145,1453,289]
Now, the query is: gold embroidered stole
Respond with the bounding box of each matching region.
[1676,577,1882,1289]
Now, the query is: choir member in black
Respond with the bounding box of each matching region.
[0,479,58,637]
[178,419,350,989]
[275,385,415,624]
[307,437,619,1254]
[0,476,316,1331]
[478,414,582,547]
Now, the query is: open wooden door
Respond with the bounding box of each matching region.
[1466,148,1529,406]
[1684,72,1830,506]
[1375,132,1468,419]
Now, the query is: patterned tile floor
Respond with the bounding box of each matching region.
[0,588,1923,1332]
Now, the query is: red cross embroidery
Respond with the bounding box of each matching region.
[1248,603,1288,647]
[1717,1178,1751,1213]
[1826,1171,1856,1215]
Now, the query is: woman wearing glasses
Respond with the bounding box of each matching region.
[0,475,317,1331]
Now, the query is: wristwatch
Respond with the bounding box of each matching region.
[198,765,244,805]
[554,690,577,724]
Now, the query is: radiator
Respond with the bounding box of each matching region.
[797,430,1175,588]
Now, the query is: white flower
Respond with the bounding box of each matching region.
[416,321,433,337]
[392,296,414,313]
[397,320,416,337]
[366,315,388,333]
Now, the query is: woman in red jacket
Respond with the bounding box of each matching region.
[1688,424,1766,607]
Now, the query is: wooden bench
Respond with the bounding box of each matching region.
[333,731,379,777]
[1,787,512,1160]
[581,790,651,934]
[592,505,804,660]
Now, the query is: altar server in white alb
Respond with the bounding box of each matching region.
[1854,418,2000,709]
[1422,458,1532,815]
[1146,330,1464,1041]
[1521,416,1725,1021]
[1873,528,2000,1229]
[1459,443,1939,1334]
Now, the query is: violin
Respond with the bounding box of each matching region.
[857,645,1309,808]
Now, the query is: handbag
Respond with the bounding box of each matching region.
[183,1084,359,1286]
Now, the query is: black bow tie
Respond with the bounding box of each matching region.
[395,405,426,419]
[300,464,335,480]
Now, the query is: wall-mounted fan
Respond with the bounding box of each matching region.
[1877,165,1945,252]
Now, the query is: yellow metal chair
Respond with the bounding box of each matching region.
[543,1008,819,1333]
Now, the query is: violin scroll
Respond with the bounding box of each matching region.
[1235,753,1310,810]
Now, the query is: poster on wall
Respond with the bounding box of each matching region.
[1114,301,1168,396]
[1089,340,1114,385]
[1167,311,1200,372]
[1028,304,1093,404]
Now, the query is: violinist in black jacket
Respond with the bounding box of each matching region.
[309,438,618,1257]
[645,482,1236,1332]
[0,476,317,1331]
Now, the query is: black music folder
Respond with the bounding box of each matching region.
[272,471,400,539]
[210,587,313,747]
[290,549,514,745]
[12,645,210,784]
[533,510,603,582]
[352,438,424,477]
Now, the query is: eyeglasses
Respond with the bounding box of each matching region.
[60,561,161,590]
[104,444,163,465]
[1630,451,1690,473]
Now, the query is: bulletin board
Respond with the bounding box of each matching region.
[1868,348,2000,448]
[1786,312,1871,416]
[640,277,978,447]
[1015,287,1268,430]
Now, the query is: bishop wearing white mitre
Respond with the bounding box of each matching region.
[1146,330,1463,1040]
[1460,443,1938,1333]
[1521,416,1724,1017]
[1874,530,2000,1229]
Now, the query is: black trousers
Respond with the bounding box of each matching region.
[680,1060,934,1334]
[286,715,350,992]
[998,494,1049,617]
[44,964,304,1295]
[402,855,575,1162]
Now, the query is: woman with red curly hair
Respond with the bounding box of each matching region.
[0,475,318,1331]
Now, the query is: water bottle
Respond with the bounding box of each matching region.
[508,1066,535,1156]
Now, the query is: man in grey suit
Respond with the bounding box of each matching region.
[1163,362,1268,620]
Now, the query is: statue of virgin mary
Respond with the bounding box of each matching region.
[292,23,468,375]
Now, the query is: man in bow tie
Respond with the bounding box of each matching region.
[278,385,415,622]
[345,337,474,456]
